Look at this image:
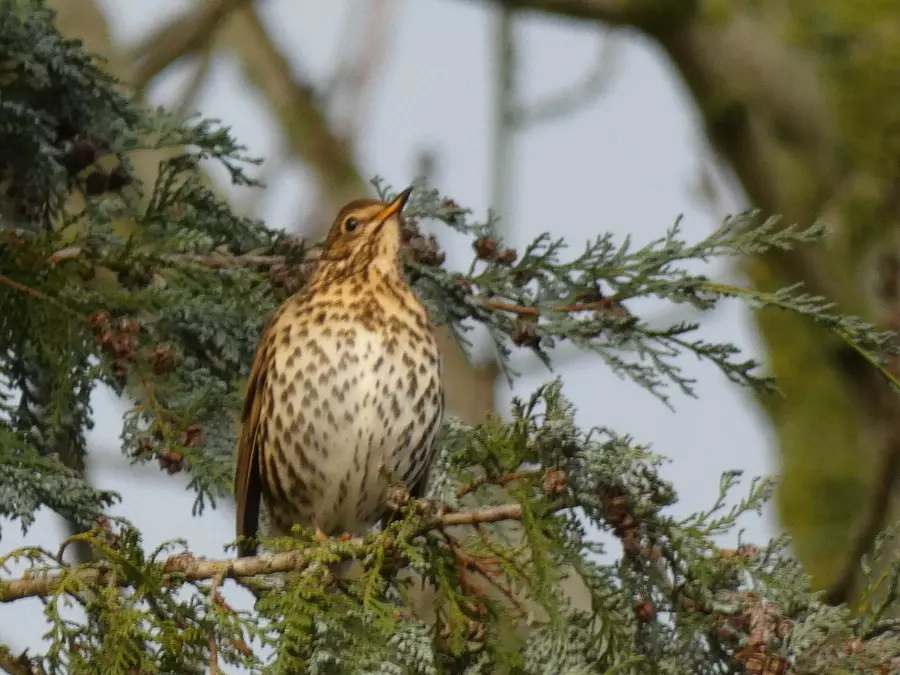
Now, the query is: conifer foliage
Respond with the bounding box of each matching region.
[1,3,900,674]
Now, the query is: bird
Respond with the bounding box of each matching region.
[234,187,444,557]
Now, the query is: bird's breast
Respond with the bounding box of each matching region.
[260,310,443,536]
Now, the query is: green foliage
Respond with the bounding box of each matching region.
[0,426,116,533]
[3,2,900,674]
[0,0,142,228]
[0,0,283,523]
[7,386,900,673]
[710,1,900,590]
[403,203,884,404]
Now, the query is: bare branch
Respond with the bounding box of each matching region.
[489,4,515,234]
[455,469,544,498]
[456,0,673,27]
[465,0,837,289]
[324,0,396,144]
[127,0,254,91]
[510,28,618,128]
[174,43,216,118]
[220,5,368,223]
[0,502,534,603]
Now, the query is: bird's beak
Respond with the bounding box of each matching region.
[379,187,413,221]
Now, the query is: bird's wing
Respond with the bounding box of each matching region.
[234,314,277,557]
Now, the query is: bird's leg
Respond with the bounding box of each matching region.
[452,546,503,579]
[313,528,353,543]
[439,534,502,594]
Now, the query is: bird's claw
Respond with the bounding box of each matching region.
[384,482,411,511]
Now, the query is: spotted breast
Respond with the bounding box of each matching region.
[234,189,445,556]
[258,286,443,538]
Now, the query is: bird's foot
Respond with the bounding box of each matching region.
[337,531,352,542]
[384,482,411,511]
[313,528,328,543]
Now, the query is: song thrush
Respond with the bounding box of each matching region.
[234,188,444,557]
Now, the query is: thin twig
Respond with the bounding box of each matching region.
[479,297,627,317]
[207,570,226,675]
[471,564,529,618]
[208,634,219,675]
[175,43,216,119]
[456,470,543,498]
[0,273,86,320]
[166,253,287,269]
[49,246,288,270]
[221,3,368,223]
[458,0,658,26]
[325,0,395,144]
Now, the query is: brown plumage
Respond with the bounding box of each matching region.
[234,188,444,557]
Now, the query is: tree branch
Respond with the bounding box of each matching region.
[509,26,617,128]
[220,4,368,223]
[465,1,837,295]
[460,0,667,27]
[481,296,627,317]
[127,0,254,91]
[0,647,37,675]
[0,273,86,320]
[824,258,900,605]
[49,246,289,269]
[47,247,630,317]
[0,503,530,603]
[823,433,900,605]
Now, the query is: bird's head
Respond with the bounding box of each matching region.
[315,187,412,280]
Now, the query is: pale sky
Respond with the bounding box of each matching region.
[0,0,774,657]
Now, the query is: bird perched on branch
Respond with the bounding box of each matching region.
[234,188,444,557]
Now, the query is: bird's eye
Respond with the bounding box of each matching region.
[344,217,360,233]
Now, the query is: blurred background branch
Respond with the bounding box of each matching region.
[127,0,253,91]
